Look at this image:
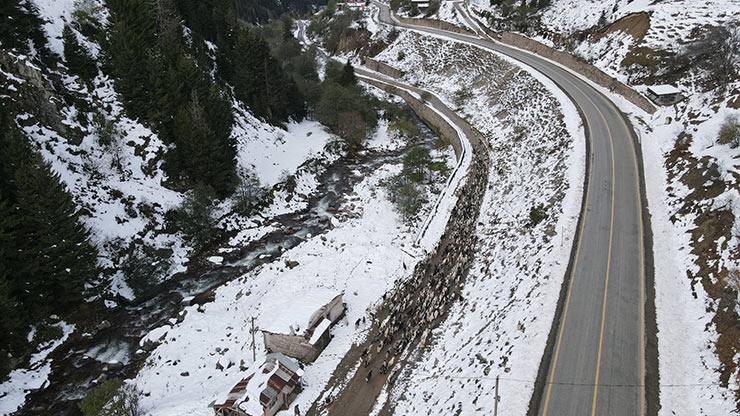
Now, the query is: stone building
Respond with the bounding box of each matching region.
[262,292,345,363]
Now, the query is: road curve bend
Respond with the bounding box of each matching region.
[372,3,657,415]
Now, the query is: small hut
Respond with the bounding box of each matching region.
[344,0,366,9]
[212,353,303,416]
[645,85,683,105]
[411,0,430,12]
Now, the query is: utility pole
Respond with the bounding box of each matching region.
[250,316,256,362]
[494,375,500,416]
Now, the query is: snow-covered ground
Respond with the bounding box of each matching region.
[636,101,740,415]
[9,0,740,414]
[370,28,584,415]
[133,156,423,415]
[21,0,350,297]
[0,1,416,413]
[232,103,335,188]
[0,323,75,415]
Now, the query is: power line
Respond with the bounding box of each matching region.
[415,373,727,388]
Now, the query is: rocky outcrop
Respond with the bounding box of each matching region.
[0,51,71,137]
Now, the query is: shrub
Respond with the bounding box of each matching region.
[718,116,740,148]
[176,184,219,250]
[402,146,431,183]
[529,203,548,226]
[383,146,444,221]
[388,117,420,141]
[79,378,141,416]
[385,174,423,221]
[120,243,170,300]
[453,87,473,108]
[233,169,268,217]
[336,110,367,149]
[92,113,122,148]
[32,322,64,346]
[71,0,104,40]
[670,23,740,90]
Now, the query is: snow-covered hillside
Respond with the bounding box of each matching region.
[369,28,583,415]
[5,0,740,413]
[0,0,345,413]
[131,152,443,415]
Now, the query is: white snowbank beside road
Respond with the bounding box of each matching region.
[637,104,740,416]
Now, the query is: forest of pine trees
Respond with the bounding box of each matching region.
[0,107,101,375]
[0,0,384,379]
[102,0,317,197]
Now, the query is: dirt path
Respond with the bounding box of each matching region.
[306,71,491,416]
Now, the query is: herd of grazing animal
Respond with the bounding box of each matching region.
[360,128,491,386]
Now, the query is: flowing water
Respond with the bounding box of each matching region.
[20,119,440,415]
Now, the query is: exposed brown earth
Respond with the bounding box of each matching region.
[593,12,651,42]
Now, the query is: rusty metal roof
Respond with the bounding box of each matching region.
[212,353,302,415]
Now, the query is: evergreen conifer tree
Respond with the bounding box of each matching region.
[104,0,157,119]
[339,60,357,87]
[230,28,305,124]
[12,149,100,316]
[62,24,98,81]
[0,108,100,319]
[166,88,237,198]
[0,194,26,373]
[0,0,51,59]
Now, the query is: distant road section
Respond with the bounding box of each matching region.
[372,2,654,415]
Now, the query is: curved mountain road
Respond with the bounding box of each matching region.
[373,3,656,415]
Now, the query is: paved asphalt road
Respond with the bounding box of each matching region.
[372,3,649,415]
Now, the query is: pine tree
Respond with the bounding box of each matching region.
[0,1,51,58]
[0,193,26,375]
[104,0,157,119]
[62,24,97,81]
[12,152,100,316]
[176,183,219,249]
[230,28,304,124]
[166,88,237,198]
[231,29,272,120]
[339,60,357,87]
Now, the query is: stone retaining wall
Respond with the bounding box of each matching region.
[394,16,476,36]
[362,57,406,79]
[362,77,463,157]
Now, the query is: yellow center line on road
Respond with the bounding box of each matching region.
[479,28,648,416]
[541,77,594,416]
[590,96,617,416]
